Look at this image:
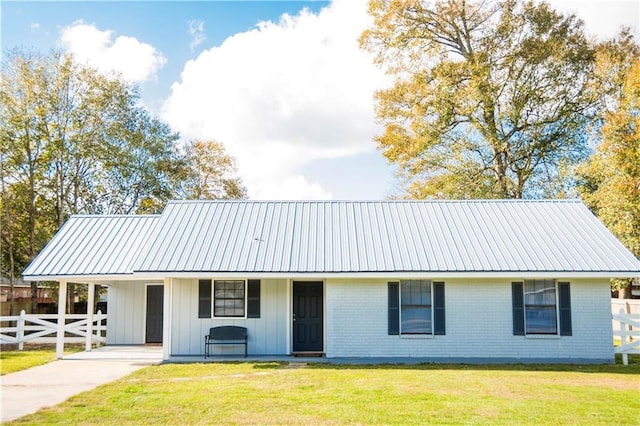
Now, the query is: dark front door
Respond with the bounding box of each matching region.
[145,285,164,343]
[293,281,323,352]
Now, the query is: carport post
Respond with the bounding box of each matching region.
[162,277,172,361]
[85,283,95,351]
[56,280,67,359]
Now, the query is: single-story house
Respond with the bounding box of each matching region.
[23,200,640,363]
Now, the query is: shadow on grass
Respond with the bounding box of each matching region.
[300,357,640,375]
[234,355,640,375]
[0,352,25,360]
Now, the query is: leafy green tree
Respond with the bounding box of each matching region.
[0,50,177,306]
[1,49,249,297]
[0,50,59,310]
[577,58,640,298]
[179,139,247,200]
[360,0,625,199]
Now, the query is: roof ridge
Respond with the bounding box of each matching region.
[69,214,161,218]
[166,199,582,204]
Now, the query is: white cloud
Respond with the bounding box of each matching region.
[163,0,635,200]
[546,0,639,40]
[257,175,333,200]
[162,0,388,200]
[60,21,166,83]
[30,22,40,32]
[188,20,206,51]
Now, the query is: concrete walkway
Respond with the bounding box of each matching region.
[1,346,162,423]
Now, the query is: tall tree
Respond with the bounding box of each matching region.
[95,105,183,214]
[180,139,247,200]
[0,50,57,310]
[577,58,640,298]
[1,49,248,293]
[360,0,620,199]
[0,49,188,303]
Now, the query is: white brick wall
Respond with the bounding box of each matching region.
[108,276,614,362]
[326,278,613,362]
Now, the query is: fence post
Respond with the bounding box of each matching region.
[96,310,102,348]
[619,308,628,366]
[17,310,26,351]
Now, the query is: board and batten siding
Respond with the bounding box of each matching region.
[325,278,613,362]
[106,281,155,345]
[169,278,288,356]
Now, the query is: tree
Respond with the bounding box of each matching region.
[0,50,185,307]
[360,0,620,199]
[0,50,58,311]
[0,49,248,296]
[577,58,640,297]
[179,139,247,200]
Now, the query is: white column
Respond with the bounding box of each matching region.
[85,283,95,351]
[56,280,67,359]
[162,278,172,361]
[286,278,292,355]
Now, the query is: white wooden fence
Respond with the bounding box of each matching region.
[0,310,106,349]
[612,309,640,365]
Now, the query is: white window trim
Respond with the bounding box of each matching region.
[523,279,560,336]
[400,334,434,339]
[212,279,248,320]
[399,279,434,336]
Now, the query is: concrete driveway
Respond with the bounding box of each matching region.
[1,346,162,423]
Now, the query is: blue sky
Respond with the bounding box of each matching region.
[2,0,639,200]
[3,2,327,103]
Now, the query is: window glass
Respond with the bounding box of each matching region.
[524,279,557,334]
[214,280,245,317]
[400,280,432,334]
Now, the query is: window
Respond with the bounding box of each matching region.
[388,281,445,336]
[512,280,571,336]
[401,280,432,334]
[214,280,245,317]
[198,279,261,319]
[524,279,557,334]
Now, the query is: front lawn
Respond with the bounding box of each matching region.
[0,346,84,375]
[8,361,640,425]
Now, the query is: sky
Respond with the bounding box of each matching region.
[2,0,639,200]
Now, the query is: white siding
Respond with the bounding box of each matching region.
[106,281,148,344]
[325,278,613,362]
[169,278,289,356]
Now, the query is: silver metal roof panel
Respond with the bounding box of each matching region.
[23,200,640,278]
[23,215,160,277]
[135,200,640,274]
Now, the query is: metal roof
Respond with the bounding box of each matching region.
[135,200,640,274]
[23,200,640,279]
[23,215,160,277]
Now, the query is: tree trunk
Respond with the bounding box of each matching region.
[68,283,75,314]
[30,281,38,313]
[618,284,632,299]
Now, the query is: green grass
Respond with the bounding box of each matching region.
[0,346,84,375]
[8,360,640,425]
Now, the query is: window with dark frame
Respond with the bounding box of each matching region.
[214,280,245,317]
[524,279,557,334]
[400,279,432,334]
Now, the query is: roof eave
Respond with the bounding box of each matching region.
[25,270,638,282]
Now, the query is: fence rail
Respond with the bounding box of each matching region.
[612,309,640,365]
[0,310,106,349]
